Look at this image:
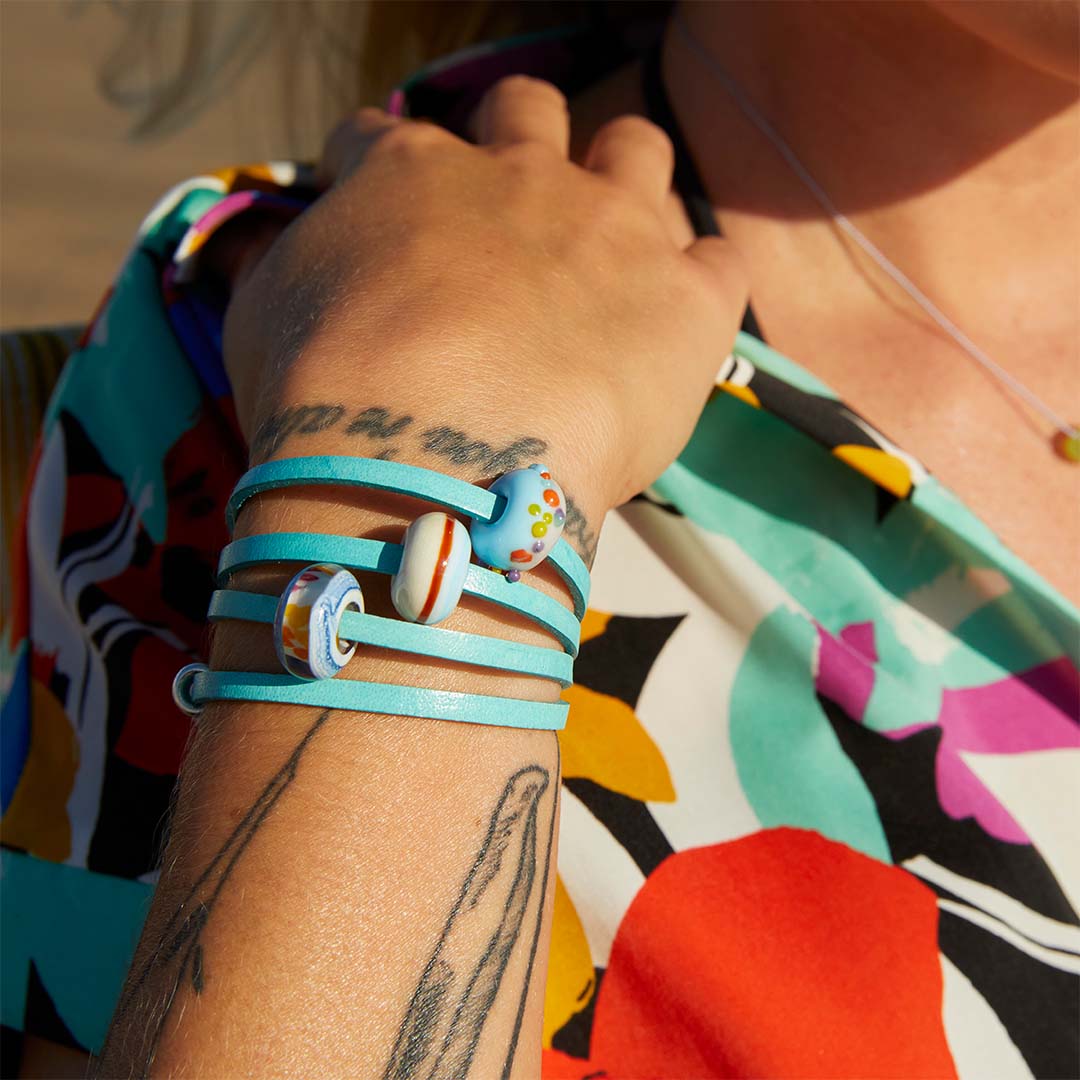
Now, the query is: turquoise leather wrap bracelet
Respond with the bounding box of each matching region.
[173,456,592,730]
[218,533,582,656]
[227,456,591,619]
[207,589,574,687]
[176,667,568,730]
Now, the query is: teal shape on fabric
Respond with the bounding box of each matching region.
[914,482,1079,668]
[653,398,945,715]
[41,186,227,542]
[657,393,948,605]
[729,607,891,863]
[652,392,1070,698]
[1,849,151,1050]
[135,183,229,259]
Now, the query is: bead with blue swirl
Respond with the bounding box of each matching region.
[274,563,365,680]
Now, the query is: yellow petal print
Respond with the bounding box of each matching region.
[560,683,676,802]
[563,608,676,801]
[832,443,913,498]
[543,875,595,1047]
[719,382,762,409]
[579,608,612,644]
[0,678,78,860]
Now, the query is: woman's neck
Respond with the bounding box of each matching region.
[662,0,1079,325]
[665,0,1078,211]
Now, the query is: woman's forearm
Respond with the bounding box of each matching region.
[96,403,600,1078]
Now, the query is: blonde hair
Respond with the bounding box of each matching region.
[97,1,647,153]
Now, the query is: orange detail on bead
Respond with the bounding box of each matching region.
[510,548,533,564]
[543,488,560,507]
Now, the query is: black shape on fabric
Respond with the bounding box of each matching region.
[747,370,882,453]
[820,694,1079,926]
[100,629,144,752]
[160,546,215,624]
[874,484,902,523]
[563,778,674,879]
[87,753,175,880]
[739,304,764,341]
[550,965,606,1063]
[78,584,113,632]
[55,411,126,565]
[629,492,685,519]
[89,615,133,650]
[58,408,113,480]
[129,526,156,569]
[1,1024,26,1078]
[167,465,219,522]
[167,466,209,500]
[822,693,1080,1073]
[939,908,1080,1079]
[573,614,684,709]
[23,960,85,1052]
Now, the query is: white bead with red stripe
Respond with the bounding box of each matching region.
[391,512,472,625]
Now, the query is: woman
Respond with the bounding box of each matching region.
[3,2,1077,1077]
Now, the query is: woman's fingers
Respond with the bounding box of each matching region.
[470,76,570,156]
[317,107,401,186]
[584,115,674,212]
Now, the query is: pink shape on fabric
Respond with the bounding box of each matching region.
[933,658,1080,843]
[819,616,1079,846]
[815,621,878,722]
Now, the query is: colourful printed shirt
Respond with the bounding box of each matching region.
[2,27,1078,1079]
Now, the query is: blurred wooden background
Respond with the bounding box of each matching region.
[1,0,282,328]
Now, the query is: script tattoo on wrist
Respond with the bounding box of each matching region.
[249,401,600,567]
[562,494,598,568]
[418,427,547,474]
[384,759,557,1080]
[252,402,414,457]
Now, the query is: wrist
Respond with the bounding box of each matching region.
[242,401,607,568]
[213,448,598,706]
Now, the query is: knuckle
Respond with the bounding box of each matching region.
[597,114,674,157]
[487,74,567,108]
[494,138,559,171]
[375,119,445,156]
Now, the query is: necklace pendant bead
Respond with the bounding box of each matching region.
[1052,427,1080,464]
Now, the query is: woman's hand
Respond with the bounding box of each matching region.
[223,75,747,539]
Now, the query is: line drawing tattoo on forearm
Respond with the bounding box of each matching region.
[96,710,332,1077]
[383,761,557,1080]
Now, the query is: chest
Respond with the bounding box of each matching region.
[749,308,1080,607]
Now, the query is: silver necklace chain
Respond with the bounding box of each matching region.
[673,12,1079,443]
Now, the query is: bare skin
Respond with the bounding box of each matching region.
[660,1,1080,605]
[19,2,1078,1076]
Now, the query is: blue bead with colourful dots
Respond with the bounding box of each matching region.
[470,463,567,581]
